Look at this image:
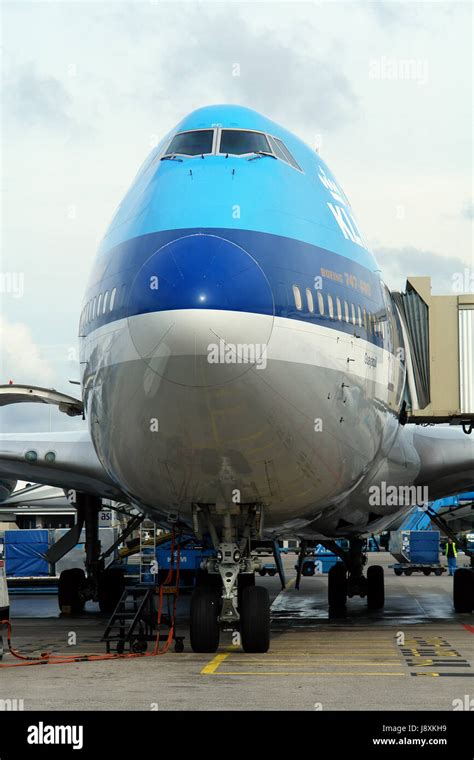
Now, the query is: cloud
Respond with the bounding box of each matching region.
[373,245,471,295]
[461,201,474,220]
[0,316,55,386]
[3,62,72,128]
[160,9,358,132]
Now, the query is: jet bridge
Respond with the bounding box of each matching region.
[394,276,474,433]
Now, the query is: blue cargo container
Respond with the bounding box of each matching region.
[4,530,50,577]
[390,530,440,564]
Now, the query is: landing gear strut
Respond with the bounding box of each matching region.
[323,538,385,613]
[189,505,270,653]
[56,493,127,615]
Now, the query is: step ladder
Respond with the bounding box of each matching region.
[101,586,156,654]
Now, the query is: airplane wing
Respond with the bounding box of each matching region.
[0,431,128,502]
[412,425,474,500]
[0,383,128,502]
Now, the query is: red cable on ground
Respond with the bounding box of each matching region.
[0,527,182,667]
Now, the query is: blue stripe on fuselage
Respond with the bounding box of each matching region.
[81,227,392,352]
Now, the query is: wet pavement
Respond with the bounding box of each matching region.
[1,552,473,710]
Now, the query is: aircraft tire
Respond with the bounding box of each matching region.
[367,565,384,610]
[190,586,220,653]
[240,586,270,653]
[58,568,86,615]
[453,568,474,613]
[237,572,255,609]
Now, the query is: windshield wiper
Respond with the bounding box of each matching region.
[160,153,183,162]
[247,151,277,161]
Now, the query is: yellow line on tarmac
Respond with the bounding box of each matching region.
[213,671,406,677]
[227,654,397,659]
[223,648,398,653]
[201,653,229,674]
[285,578,296,589]
[220,657,398,666]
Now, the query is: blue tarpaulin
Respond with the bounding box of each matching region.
[5,530,50,577]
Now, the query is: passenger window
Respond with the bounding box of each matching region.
[306,288,314,313]
[97,293,102,316]
[351,304,356,325]
[328,294,334,319]
[109,287,117,311]
[317,291,325,316]
[92,298,97,320]
[357,305,362,327]
[220,130,270,155]
[344,301,349,323]
[166,130,214,156]
[102,291,109,314]
[363,308,367,331]
[336,297,342,321]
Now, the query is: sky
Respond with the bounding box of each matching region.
[1,0,473,432]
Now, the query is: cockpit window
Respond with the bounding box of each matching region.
[219,129,270,155]
[165,129,214,156]
[268,135,302,171]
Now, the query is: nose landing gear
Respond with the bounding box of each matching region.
[189,507,270,654]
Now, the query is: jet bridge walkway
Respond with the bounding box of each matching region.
[393,276,474,432]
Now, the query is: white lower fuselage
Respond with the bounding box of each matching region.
[82,307,412,538]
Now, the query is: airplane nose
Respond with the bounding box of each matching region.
[126,234,275,387]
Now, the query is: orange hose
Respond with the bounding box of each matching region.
[0,527,183,667]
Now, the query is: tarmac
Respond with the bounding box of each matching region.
[1,552,473,711]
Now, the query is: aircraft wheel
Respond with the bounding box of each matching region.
[453,568,474,613]
[98,568,125,614]
[237,572,255,609]
[367,565,384,610]
[328,563,347,610]
[190,586,220,653]
[58,568,86,615]
[240,586,270,653]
